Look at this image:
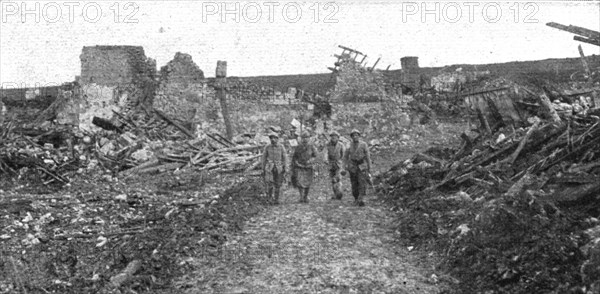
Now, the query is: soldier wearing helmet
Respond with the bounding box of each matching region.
[343,129,371,206]
[291,131,318,203]
[262,132,287,205]
[326,130,345,200]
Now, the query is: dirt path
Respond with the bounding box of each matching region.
[184,167,443,294]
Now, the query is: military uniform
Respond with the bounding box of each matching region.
[344,129,371,206]
[327,131,345,200]
[292,132,317,203]
[262,136,287,204]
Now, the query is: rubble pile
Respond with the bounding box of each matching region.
[329,56,388,102]
[0,169,267,293]
[1,107,265,189]
[377,84,600,292]
[0,121,82,186]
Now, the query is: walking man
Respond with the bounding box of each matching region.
[262,132,287,205]
[291,132,317,203]
[343,129,371,207]
[327,131,345,200]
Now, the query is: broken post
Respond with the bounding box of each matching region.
[360,55,367,65]
[578,45,592,83]
[370,57,381,71]
[539,93,562,123]
[216,61,234,141]
[507,118,541,164]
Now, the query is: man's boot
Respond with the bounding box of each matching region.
[303,188,309,203]
[333,183,343,200]
[266,187,273,204]
[356,194,365,207]
[273,188,280,205]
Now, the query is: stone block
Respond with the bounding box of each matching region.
[216,61,227,78]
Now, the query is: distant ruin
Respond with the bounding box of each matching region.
[12,44,599,137]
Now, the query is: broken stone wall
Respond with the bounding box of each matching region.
[80,46,156,89]
[229,100,307,133]
[80,46,157,106]
[191,90,308,136]
[149,53,308,137]
[154,52,206,123]
[216,77,301,103]
[431,70,491,92]
[54,46,156,132]
[328,101,411,141]
[329,60,389,102]
[55,84,124,132]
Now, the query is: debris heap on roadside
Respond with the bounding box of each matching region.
[377,79,600,293]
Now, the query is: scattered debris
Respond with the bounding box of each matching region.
[377,77,600,292]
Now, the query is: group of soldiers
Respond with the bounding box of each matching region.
[261,128,372,207]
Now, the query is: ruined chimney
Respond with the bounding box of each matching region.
[400,56,419,71]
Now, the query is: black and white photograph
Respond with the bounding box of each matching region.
[1,1,599,293]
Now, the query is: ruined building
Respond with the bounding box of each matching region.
[329,54,388,102]
[79,45,157,107]
[54,46,157,132]
[154,52,206,123]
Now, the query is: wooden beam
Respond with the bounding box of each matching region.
[360,55,367,65]
[450,87,510,99]
[547,22,600,40]
[338,45,364,55]
[370,57,381,71]
[153,109,194,138]
[574,36,600,46]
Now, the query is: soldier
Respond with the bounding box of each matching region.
[327,131,345,200]
[291,132,317,203]
[262,132,287,205]
[343,129,371,207]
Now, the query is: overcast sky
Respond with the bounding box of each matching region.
[1,0,599,86]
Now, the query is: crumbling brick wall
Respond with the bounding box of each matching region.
[80,45,157,107]
[53,46,157,132]
[211,77,299,103]
[329,59,388,102]
[154,52,206,123]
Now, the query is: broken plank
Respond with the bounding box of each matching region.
[197,154,261,171]
[507,119,541,164]
[153,109,194,138]
[414,153,447,166]
[568,159,600,173]
[550,181,600,205]
[191,145,261,165]
[213,132,235,147]
[120,158,160,176]
[206,133,231,148]
[137,162,183,174]
[539,93,562,123]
